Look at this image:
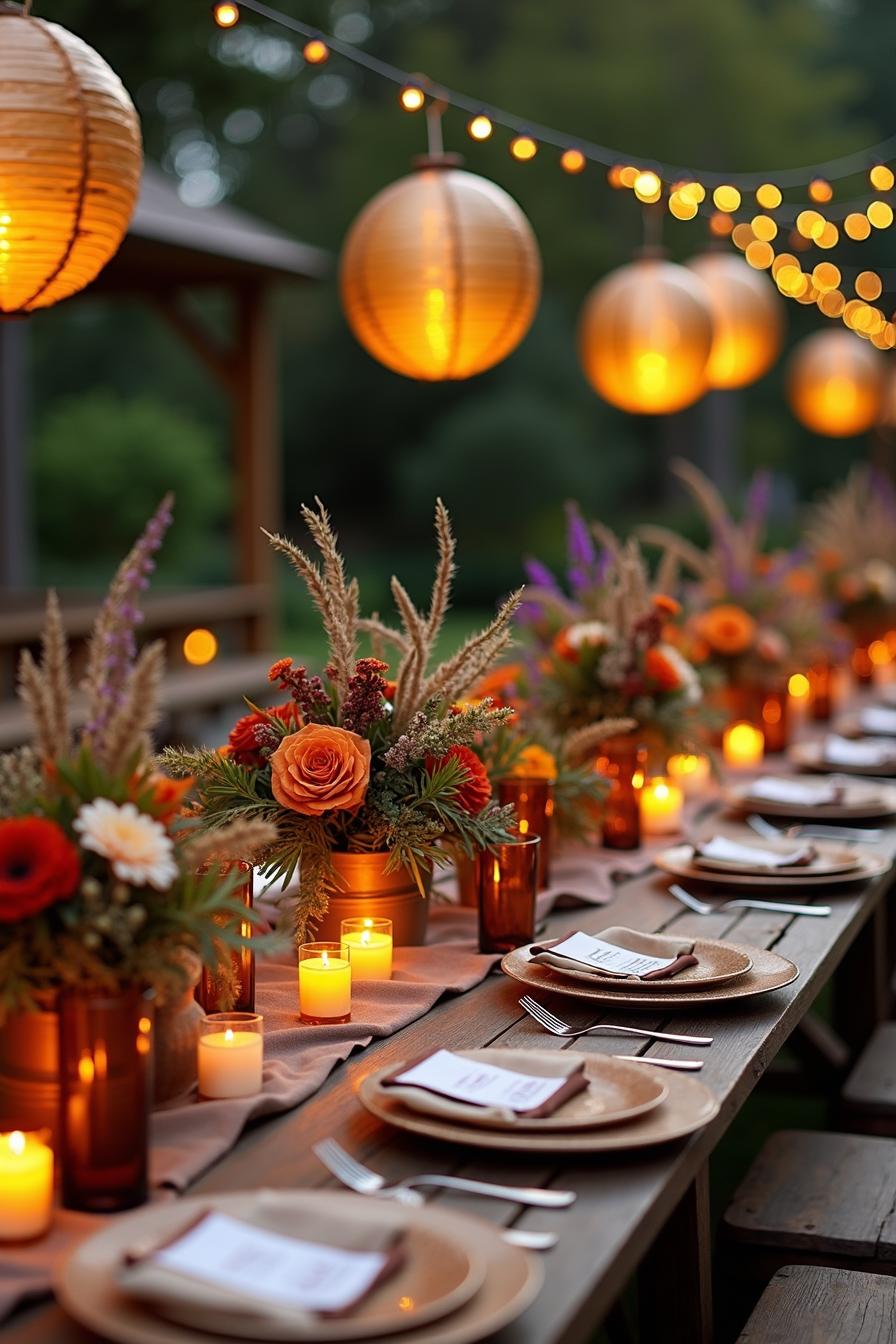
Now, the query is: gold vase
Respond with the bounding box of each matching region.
[0,1002,59,1144]
[313,851,431,945]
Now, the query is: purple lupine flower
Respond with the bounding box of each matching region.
[869,467,896,517]
[745,469,772,532]
[523,556,561,592]
[565,502,596,569]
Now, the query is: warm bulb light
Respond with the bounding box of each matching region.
[812,262,840,292]
[510,134,537,161]
[213,2,239,26]
[867,200,893,229]
[788,672,811,699]
[634,170,662,203]
[303,38,329,64]
[467,113,493,140]
[756,182,782,208]
[751,215,777,242]
[856,271,883,301]
[796,210,825,240]
[787,328,886,437]
[399,83,425,111]
[183,628,218,666]
[687,251,783,389]
[669,192,698,220]
[713,184,741,212]
[560,147,586,175]
[870,164,895,192]
[809,178,832,203]
[709,212,734,237]
[845,212,872,241]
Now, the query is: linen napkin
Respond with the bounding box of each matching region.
[859,705,896,736]
[693,835,816,870]
[746,776,843,807]
[380,1048,588,1126]
[530,926,698,981]
[823,735,896,768]
[117,1190,406,1335]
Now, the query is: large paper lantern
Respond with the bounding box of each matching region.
[686,251,783,389]
[578,257,714,414]
[0,6,142,314]
[787,329,886,437]
[340,162,541,380]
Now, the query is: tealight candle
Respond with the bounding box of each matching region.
[639,776,684,836]
[299,942,352,1024]
[340,918,393,980]
[723,720,765,770]
[666,753,711,798]
[197,1013,263,1099]
[0,1130,53,1241]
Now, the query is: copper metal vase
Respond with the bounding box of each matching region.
[313,851,431,945]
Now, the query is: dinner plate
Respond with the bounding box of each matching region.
[724,777,896,821]
[360,1060,720,1153]
[531,936,752,991]
[689,838,860,879]
[56,1190,542,1344]
[385,1048,667,1131]
[655,843,889,889]
[501,943,799,1010]
[790,740,896,777]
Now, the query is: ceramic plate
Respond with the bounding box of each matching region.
[790,740,896,777]
[360,1061,719,1153]
[724,777,896,821]
[689,837,860,879]
[56,1190,542,1344]
[655,843,889,889]
[501,943,799,1010]
[384,1048,667,1132]
[531,936,752,991]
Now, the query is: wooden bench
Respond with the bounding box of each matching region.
[841,1022,896,1136]
[736,1264,896,1342]
[721,1130,896,1285]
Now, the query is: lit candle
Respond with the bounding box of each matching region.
[639,776,685,836]
[723,720,765,770]
[299,942,352,1024]
[0,1131,53,1241]
[197,1013,263,1099]
[667,752,711,797]
[340,918,392,980]
[787,671,811,726]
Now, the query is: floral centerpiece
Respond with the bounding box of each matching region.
[163,500,521,943]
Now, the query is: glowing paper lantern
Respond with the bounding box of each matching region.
[340,163,541,381]
[0,8,143,313]
[786,329,886,437]
[686,252,784,389]
[578,257,713,414]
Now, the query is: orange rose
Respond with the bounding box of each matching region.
[698,604,757,656]
[270,724,371,816]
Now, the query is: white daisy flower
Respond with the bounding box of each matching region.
[566,620,612,650]
[73,799,178,891]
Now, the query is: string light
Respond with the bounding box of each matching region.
[751,215,777,241]
[755,183,782,208]
[303,37,329,63]
[812,262,840,292]
[607,165,625,188]
[467,113,493,141]
[845,212,872,240]
[510,133,537,161]
[745,240,774,269]
[809,178,832,203]
[679,182,706,205]
[709,212,734,237]
[633,170,662,203]
[213,1,239,25]
[618,165,639,188]
[560,147,586,174]
[796,210,825,240]
[870,164,895,192]
[399,82,425,111]
[816,220,839,249]
[868,200,893,229]
[713,184,741,212]
[818,289,845,317]
[731,222,754,250]
[669,191,698,220]
[856,270,883,300]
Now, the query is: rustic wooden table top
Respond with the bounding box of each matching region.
[5,776,896,1344]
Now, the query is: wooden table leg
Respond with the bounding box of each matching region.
[638,1165,712,1344]
[833,900,889,1055]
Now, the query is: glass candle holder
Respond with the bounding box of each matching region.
[808,659,833,721]
[723,720,765,770]
[760,687,789,753]
[0,1130,53,1241]
[196,860,255,1014]
[639,776,684,837]
[197,1012,263,1099]
[497,777,554,888]
[478,836,540,954]
[596,734,645,850]
[298,942,352,1024]
[667,752,711,798]
[340,918,393,981]
[58,986,151,1213]
[852,641,875,684]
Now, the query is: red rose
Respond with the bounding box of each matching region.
[228,703,301,767]
[426,745,492,814]
[0,817,81,922]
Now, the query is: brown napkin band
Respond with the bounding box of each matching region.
[531,936,698,981]
[382,1054,589,1118]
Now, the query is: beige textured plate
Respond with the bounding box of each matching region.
[56,1191,542,1344]
[724,777,896,821]
[532,937,752,991]
[838,713,896,740]
[386,1048,667,1131]
[361,1060,719,1153]
[501,943,799,1010]
[655,843,889,889]
[790,740,896,777]
[689,837,860,879]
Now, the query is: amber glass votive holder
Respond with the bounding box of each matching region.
[196,860,255,1014]
[58,986,152,1213]
[852,642,875,684]
[478,836,540,954]
[298,942,352,1025]
[596,734,645,850]
[760,687,789,754]
[498,777,554,888]
[809,659,833,721]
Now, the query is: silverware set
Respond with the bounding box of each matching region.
[746,812,882,844]
[667,881,831,919]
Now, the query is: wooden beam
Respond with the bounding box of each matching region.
[151,294,235,389]
[0,319,31,589]
[233,285,277,651]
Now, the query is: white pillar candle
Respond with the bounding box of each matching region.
[0,1131,53,1240]
[340,918,393,981]
[639,776,685,836]
[666,753,711,798]
[197,1027,263,1099]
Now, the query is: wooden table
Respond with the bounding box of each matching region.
[5,802,896,1344]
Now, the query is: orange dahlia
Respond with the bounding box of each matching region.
[698,605,757,656]
[510,744,558,781]
[645,646,683,691]
[426,745,492,814]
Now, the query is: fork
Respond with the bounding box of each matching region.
[519,995,712,1046]
[668,882,831,918]
[313,1139,575,1209]
[747,812,882,844]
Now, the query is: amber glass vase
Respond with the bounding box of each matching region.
[197,860,255,1014]
[596,734,645,850]
[851,642,875,685]
[58,986,152,1212]
[478,837,540,954]
[497,778,554,888]
[809,658,833,722]
[760,686,789,754]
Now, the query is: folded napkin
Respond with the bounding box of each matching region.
[694,835,816,869]
[824,735,896,768]
[530,926,698,981]
[381,1048,588,1126]
[118,1191,405,1334]
[747,776,843,807]
[860,705,896,736]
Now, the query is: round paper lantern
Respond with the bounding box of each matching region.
[787,329,886,437]
[340,162,541,380]
[0,6,142,314]
[578,257,714,414]
[686,251,784,389]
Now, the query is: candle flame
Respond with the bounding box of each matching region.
[8,1130,25,1157]
[322,949,330,968]
[362,928,371,946]
[518,818,530,834]
[492,859,501,883]
[78,1052,95,1085]
[363,918,373,927]
[225,1028,234,1043]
